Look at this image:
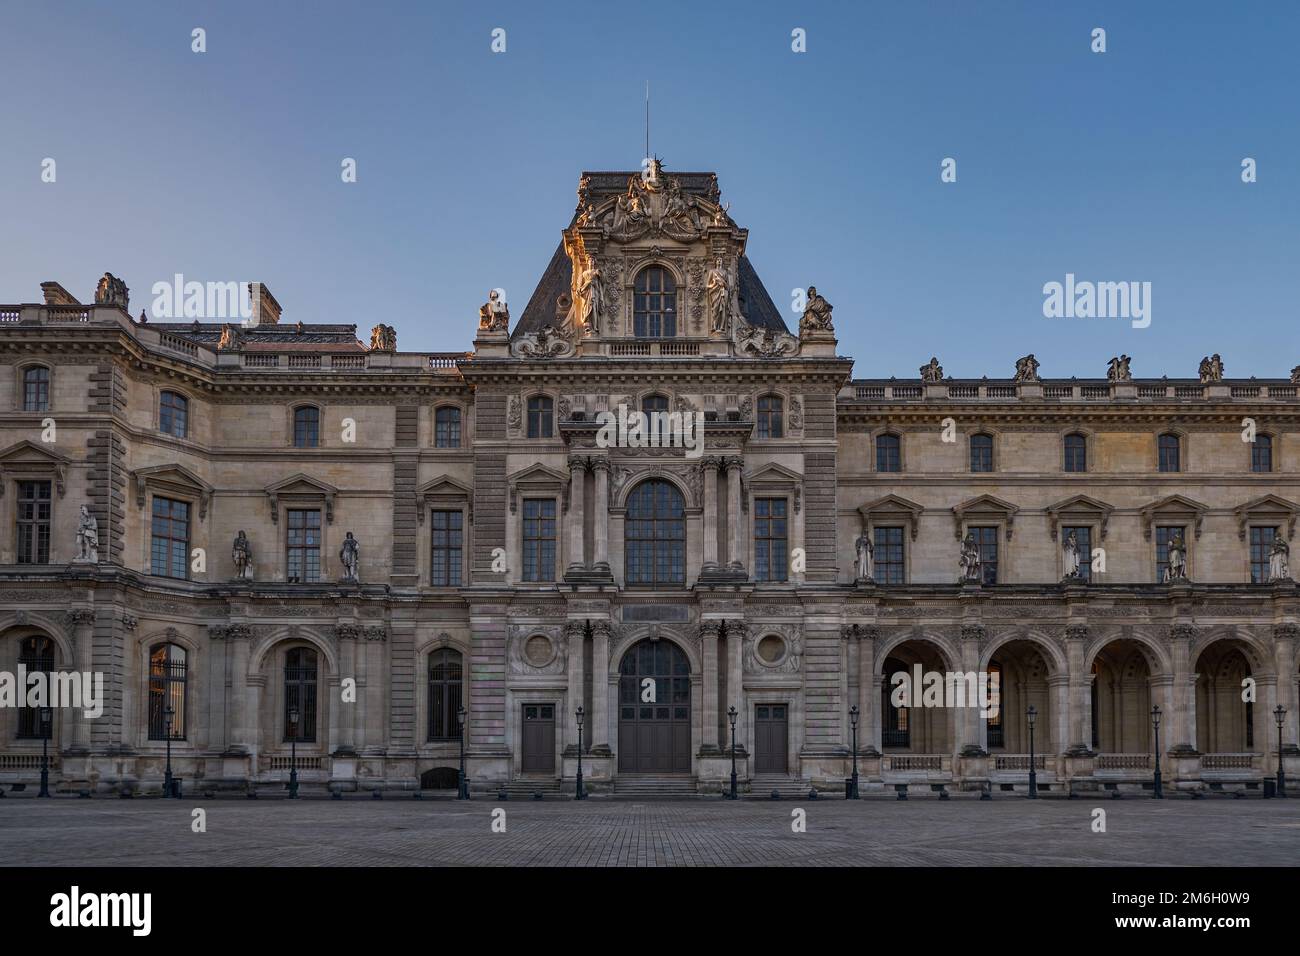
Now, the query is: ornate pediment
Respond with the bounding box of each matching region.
[576,163,725,244]
[416,474,474,524]
[953,494,1020,540]
[858,494,924,540]
[1047,494,1115,540]
[1140,493,1209,540]
[132,463,214,519]
[745,462,804,514]
[0,440,69,498]
[264,473,338,524]
[1234,494,1298,541]
[507,464,569,514]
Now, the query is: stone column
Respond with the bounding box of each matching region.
[700,620,722,752]
[63,610,96,753]
[725,457,745,571]
[1065,625,1092,753]
[564,620,585,752]
[726,620,747,754]
[1048,675,1070,754]
[590,620,612,753]
[334,626,358,753]
[1275,624,1299,748]
[591,458,611,574]
[246,674,265,763]
[958,622,984,754]
[849,625,878,752]
[566,456,587,573]
[701,456,720,569]
[1169,624,1196,752]
[226,625,253,752]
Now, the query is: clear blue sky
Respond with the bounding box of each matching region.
[2,0,1296,378]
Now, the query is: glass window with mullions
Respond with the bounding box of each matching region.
[527,396,553,438]
[1252,434,1272,473]
[293,406,320,448]
[971,525,999,585]
[1155,525,1185,582]
[1063,525,1093,582]
[522,498,556,581]
[430,509,463,586]
[283,647,318,743]
[969,434,993,472]
[159,391,189,438]
[435,406,462,448]
[757,396,784,439]
[1250,526,1277,584]
[23,366,50,412]
[150,497,190,579]
[16,480,51,564]
[1064,433,1087,472]
[286,509,322,583]
[873,526,905,584]
[625,480,685,586]
[753,497,788,582]
[633,266,677,337]
[1158,433,1181,472]
[876,433,901,472]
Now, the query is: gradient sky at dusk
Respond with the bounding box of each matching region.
[2,0,1296,378]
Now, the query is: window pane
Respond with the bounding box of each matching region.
[633,267,677,338]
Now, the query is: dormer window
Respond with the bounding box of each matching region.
[633,266,677,337]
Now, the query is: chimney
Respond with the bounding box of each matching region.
[40,281,81,306]
[248,282,282,326]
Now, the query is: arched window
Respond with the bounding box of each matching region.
[1158,432,1181,473]
[757,396,784,439]
[641,395,669,415]
[527,396,553,439]
[148,643,187,741]
[625,479,685,587]
[633,266,677,337]
[1252,434,1273,473]
[435,406,462,448]
[159,391,189,438]
[284,648,318,743]
[427,648,463,741]
[970,434,993,472]
[876,433,901,472]
[22,366,50,412]
[1064,433,1087,472]
[17,636,55,739]
[293,406,320,448]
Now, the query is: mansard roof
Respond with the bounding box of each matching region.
[150,322,365,350]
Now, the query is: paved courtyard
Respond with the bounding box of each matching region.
[1,795,1297,866]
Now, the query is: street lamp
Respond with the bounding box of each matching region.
[456,705,469,800]
[38,707,52,798]
[849,705,860,799]
[1026,705,1038,799]
[1275,705,1287,798]
[1150,705,1163,799]
[727,706,739,800]
[163,705,175,798]
[575,706,587,800]
[287,706,300,799]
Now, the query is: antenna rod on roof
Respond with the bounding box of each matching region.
[645,80,650,160]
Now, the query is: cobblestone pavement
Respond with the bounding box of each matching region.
[1,795,1297,866]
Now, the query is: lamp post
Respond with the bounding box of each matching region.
[163,705,175,798]
[849,705,860,799]
[456,705,469,800]
[1151,705,1163,799]
[727,706,738,800]
[38,707,52,798]
[287,706,300,799]
[1026,705,1038,799]
[575,705,587,800]
[1275,705,1287,798]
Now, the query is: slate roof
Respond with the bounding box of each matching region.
[148,322,365,350]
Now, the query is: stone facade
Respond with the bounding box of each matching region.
[1,168,1297,795]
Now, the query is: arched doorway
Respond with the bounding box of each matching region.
[1091,639,1154,753]
[618,638,690,773]
[880,640,953,754]
[987,640,1053,753]
[1194,641,1255,754]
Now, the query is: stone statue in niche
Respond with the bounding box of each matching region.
[1268,536,1291,582]
[75,505,99,563]
[705,257,732,334]
[1165,532,1188,582]
[339,531,360,582]
[232,530,254,581]
[576,260,605,335]
[855,532,874,582]
[1062,529,1081,579]
[958,532,981,584]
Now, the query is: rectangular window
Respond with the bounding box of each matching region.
[430,509,463,586]
[1063,525,1093,583]
[16,480,52,564]
[876,435,901,472]
[287,509,322,583]
[522,498,556,582]
[972,526,999,585]
[873,526,905,585]
[1158,435,1181,473]
[1250,526,1277,584]
[753,497,788,582]
[1155,525,1185,582]
[150,497,190,579]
